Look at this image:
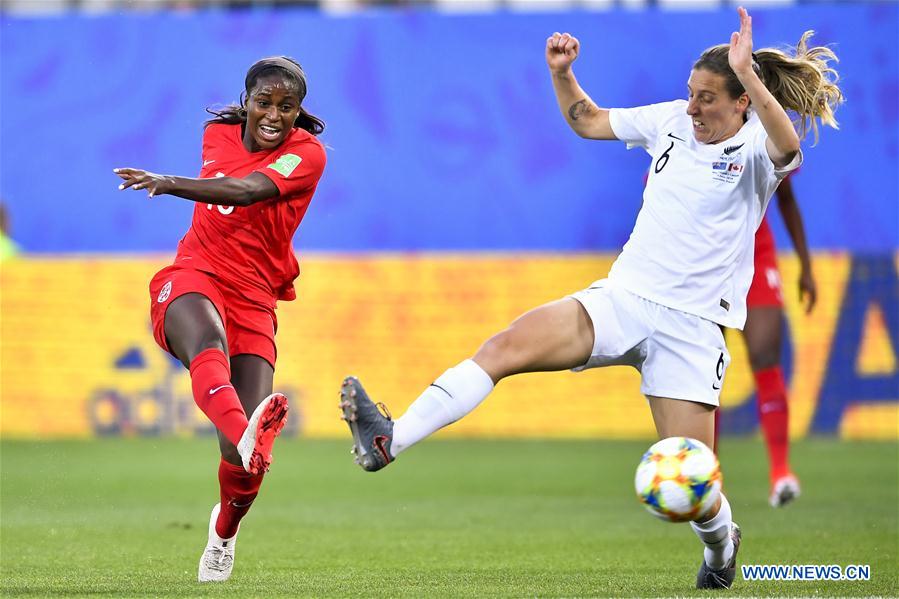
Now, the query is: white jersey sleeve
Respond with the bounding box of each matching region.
[608,101,682,155]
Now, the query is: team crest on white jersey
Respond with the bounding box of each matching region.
[711,151,745,184]
[157,281,172,303]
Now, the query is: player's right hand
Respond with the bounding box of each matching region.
[546,32,580,74]
[113,167,172,198]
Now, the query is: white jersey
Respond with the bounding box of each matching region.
[607,99,801,329]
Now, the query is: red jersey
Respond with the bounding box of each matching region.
[174,123,326,305]
[754,168,798,256]
[754,214,776,255]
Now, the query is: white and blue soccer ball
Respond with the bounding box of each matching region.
[634,436,722,523]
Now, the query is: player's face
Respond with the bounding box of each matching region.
[243,74,302,152]
[685,69,749,145]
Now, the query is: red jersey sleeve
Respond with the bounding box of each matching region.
[254,133,326,199]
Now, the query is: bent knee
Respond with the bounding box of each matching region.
[195,335,227,355]
[475,328,535,380]
[218,439,242,466]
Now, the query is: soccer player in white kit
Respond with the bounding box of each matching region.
[340,7,843,590]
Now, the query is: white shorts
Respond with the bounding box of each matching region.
[569,279,730,407]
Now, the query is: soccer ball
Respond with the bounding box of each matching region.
[634,436,722,523]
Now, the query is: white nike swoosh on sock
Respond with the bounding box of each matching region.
[209,385,234,395]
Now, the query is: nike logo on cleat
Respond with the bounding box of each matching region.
[373,436,392,463]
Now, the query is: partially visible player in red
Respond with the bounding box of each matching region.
[114,56,326,582]
[744,172,816,507]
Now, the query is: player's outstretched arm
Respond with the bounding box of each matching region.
[774,176,817,313]
[114,168,278,206]
[546,33,616,140]
[729,6,800,167]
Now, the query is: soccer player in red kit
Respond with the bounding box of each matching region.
[742,173,815,507]
[114,56,326,582]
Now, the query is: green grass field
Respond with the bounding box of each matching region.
[1,438,896,598]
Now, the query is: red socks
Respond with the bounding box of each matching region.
[189,348,248,446]
[189,351,265,538]
[216,458,264,539]
[754,366,791,481]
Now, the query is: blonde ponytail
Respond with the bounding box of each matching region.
[755,31,843,145]
[694,31,844,145]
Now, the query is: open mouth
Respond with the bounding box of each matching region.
[258,124,282,143]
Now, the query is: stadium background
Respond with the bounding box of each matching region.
[1,1,896,443]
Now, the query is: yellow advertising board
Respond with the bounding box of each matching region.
[1,254,896,439]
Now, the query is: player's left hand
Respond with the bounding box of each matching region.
[113,167,171,198]
[798,268,817,314]
[728,6,754,76]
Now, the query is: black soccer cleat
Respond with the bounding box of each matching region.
[696,522,741,589]
[339,376,395,472]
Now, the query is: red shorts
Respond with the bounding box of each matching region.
[746,217,783,308]
[149,264,278,366]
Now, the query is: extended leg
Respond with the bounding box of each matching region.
[339,297,594,470]
[648,396,740,590]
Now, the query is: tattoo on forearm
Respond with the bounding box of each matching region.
[568,99,593,121]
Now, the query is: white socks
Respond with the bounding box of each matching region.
[391,359,495,457]
[691,494,735,570]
